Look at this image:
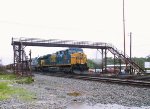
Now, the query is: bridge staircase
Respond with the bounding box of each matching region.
[107,43,145,74]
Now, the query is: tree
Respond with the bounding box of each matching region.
[87,59,102,69]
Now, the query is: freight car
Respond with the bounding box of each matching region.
[31,48,89,74]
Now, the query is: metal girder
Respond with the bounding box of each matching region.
[13,42,32,77]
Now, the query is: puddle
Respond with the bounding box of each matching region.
[66,102,150,109]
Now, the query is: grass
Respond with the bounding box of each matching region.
[0,72,34,84]
[0,82,14,100]
[12,88,36,101]
[0,72,36,101]
[0,82,36,101]
[0,82,11,100]
[0,73,16,80]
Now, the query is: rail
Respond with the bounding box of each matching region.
[36,72,150,87]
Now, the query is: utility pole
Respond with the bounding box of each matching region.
[123,0,126,56]
[29,49,32,76]
[130,32,132,60]
[129,32,132,74]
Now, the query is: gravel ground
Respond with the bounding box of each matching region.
[1,73,150,109]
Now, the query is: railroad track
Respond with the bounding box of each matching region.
[35,72,150,87]
[75,75,150,87]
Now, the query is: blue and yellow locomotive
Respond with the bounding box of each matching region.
[32,48,89,74]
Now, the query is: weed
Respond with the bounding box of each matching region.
[16,77,34,84]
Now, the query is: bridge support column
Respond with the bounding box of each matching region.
[104,49,107,73]
[101,49,104,73]
[114,54,116,73]
[119,55,122,73]
[12,38,32,77]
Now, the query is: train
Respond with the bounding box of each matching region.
[31,48,89,74]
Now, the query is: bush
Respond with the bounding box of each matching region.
[0,66,6,74]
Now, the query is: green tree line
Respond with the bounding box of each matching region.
[87,56,150,69]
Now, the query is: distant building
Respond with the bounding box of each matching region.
[145,62,150,73]
[107,64,129,69]
[107,64,130,74]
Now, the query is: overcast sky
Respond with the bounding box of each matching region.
[0,0,150,65]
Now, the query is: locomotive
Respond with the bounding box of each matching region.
[31,48,89,74]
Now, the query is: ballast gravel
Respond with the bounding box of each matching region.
[0,73,150,109]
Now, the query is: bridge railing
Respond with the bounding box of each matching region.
[12,37,109,47]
